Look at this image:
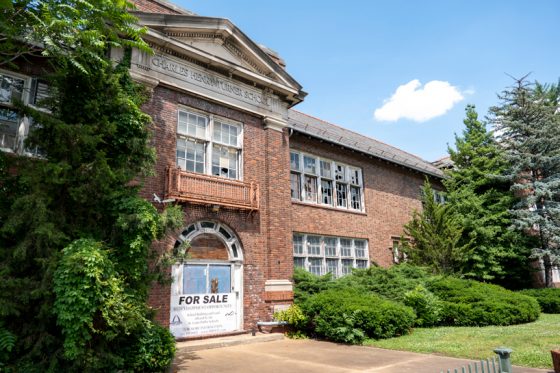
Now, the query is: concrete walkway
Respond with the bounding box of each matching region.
[172,337,553,373]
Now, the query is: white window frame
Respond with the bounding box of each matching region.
[290,150,365,212]
[0,69,47,156]
[293,233,369,278]
[176,107,243,180]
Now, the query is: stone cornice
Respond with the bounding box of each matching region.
[132,11,306,106]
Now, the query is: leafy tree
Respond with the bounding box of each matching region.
[0,2,183,371]
[489,78,560,287]
[402,181,469,275]
[1,0,147,71]
[444,105,532,286]
[0,53,183,371]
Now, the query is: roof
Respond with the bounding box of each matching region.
[432,156,454,170]
[287,110,444,178]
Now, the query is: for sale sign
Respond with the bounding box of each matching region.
[169,293,237,338]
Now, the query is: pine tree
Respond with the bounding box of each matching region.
[403,181,469,275]
[489,78,560,287]
[444,105,532,286]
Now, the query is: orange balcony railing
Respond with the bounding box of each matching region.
[165,166,259,211]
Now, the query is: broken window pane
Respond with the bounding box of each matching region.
[321,179,333,205]
[0,73,25,104]
[349,167,361,185]
[335,164,346,181]
[350,186,361,210]
[336,183,347,207]
[290,172,301,200]
[212,144,238,179]
[304,175,317,202]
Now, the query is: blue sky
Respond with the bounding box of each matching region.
[177,0,560,161]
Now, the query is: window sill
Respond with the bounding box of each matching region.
[291,200,367,216]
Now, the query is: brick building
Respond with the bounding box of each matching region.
[123,0,445,339]
[0,0,445,340]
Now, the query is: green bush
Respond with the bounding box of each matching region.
[274,304,308,339]
[336,264,430,302]
[519,288,560,313]
[427,277,540,326]
[403,285,442,326]
[293,267,336,303]
[302,289,415,343]
[125,322,176,372]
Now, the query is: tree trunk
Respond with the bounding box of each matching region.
[543,254,553,288]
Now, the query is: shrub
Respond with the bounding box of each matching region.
[274,304,308,339]
[336,264,429,302]
[293,268,336,303]
[427,277,540,326]
[125,322,176,372]
[302,289,415,343]
[519,288,560,313]
[404,285,442,327]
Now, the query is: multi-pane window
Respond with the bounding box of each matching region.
[290,151,364,211]
[293,234,368,278]
[293,235,304,255]
[0,70,47,156]
[176,109,242,180]
[340,238,352,257]
[324,238,337,256]
[307,236,321,256]
[290,173,301,200]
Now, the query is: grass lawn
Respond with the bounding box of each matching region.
[364,313,560,369]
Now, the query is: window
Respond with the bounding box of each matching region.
[392,239,408,264]
[176,108,242,180]
[303,175,318,202]
[324,238,337,256]
[340,239,352,257]
[433,190,445,204]
[293,234,304,255]
[290,173,301,200]
[307,236,321,256]
[292,234,368,278]
[0,70,47,156]
[290,150,364,212]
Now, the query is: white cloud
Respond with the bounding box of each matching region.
[374,79,464,122]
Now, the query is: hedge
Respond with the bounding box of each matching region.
[519,288,560,313]
[427,277,540,326]
[301,288,415,344]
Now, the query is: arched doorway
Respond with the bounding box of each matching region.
[169,221,243,338]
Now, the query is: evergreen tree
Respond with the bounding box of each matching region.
[489,78,560,288]
[444,105,532,286]
[0,2,184,371]
[403,181,469,275]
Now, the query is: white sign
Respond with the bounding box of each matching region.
[170,293,237,338]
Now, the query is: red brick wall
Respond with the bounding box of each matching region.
[142,85,288,329]
[131,0,183,14]
[289,133,432,268]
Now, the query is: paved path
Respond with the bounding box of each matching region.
[173,338,553,373]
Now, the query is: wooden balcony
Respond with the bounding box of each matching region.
[165,167,259,211]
